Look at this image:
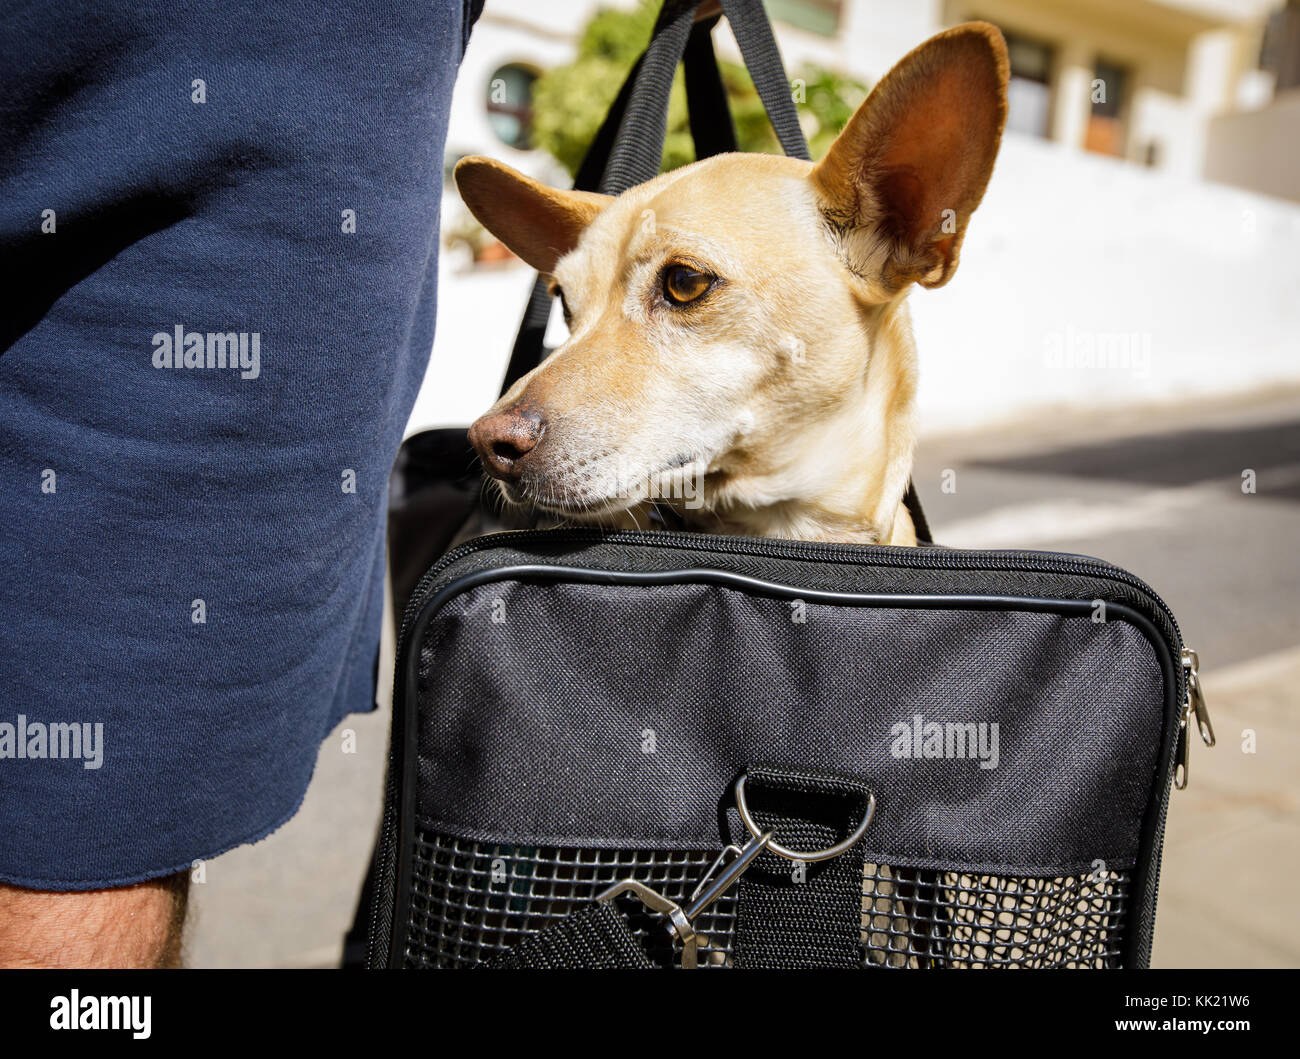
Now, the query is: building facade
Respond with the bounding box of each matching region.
[445,0,1296,199]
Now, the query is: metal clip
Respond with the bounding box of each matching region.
[595,772,878,966]
[597,829,773,968]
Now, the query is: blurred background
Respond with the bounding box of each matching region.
[188,0,1300,967]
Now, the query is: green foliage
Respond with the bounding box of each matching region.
[797,64,870,159]
[530,2,869,177]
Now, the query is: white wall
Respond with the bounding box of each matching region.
[742,0,944,80]
[1205,87,1300,201]
[444,1,607,184]
[908,132,1300,434]
[410,128,1300,438]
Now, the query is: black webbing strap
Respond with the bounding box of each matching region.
[904,480,933,544]
[717,0,809,160]
[603,0,810,193]
[732,765,872,969]
[684,17,738,157]
[484,902,655,970]
[599,0,700,195]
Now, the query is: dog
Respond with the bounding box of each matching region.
[456,22,1008,547]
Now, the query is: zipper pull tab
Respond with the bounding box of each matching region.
[1183,648,1216,748]
[1176,647,1215,790]
[1175,703,1190,790]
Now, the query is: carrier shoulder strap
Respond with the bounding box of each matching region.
[905,480,932,544]
[716,0,809,160]
[485,903,656,970]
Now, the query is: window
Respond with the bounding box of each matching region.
[486,63,538,150]
[1085,57,1129,158]
[1002,30,1054,139]
[765,0,842,37]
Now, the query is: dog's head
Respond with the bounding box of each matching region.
[457,22,1007,538]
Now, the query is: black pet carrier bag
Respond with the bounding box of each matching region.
[360,0,1214,970]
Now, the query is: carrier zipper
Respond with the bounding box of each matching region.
[395,528,1187,652]
[1174,647,1216,790]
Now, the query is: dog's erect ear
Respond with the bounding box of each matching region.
[454,156,611,274]
[811,22,1008,292]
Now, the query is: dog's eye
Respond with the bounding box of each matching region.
[662,265,713,306]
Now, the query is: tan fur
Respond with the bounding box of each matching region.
[457,23,1008,546]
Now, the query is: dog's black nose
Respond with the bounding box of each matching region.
[468,405,545,481]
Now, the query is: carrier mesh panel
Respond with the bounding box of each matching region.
[404,828,1129,968]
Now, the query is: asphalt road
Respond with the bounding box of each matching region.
[187,385,1300,967]
[913,387,1300,669]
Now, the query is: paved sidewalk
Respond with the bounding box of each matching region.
[1152,646,1300,968]
[185,704,389,968]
